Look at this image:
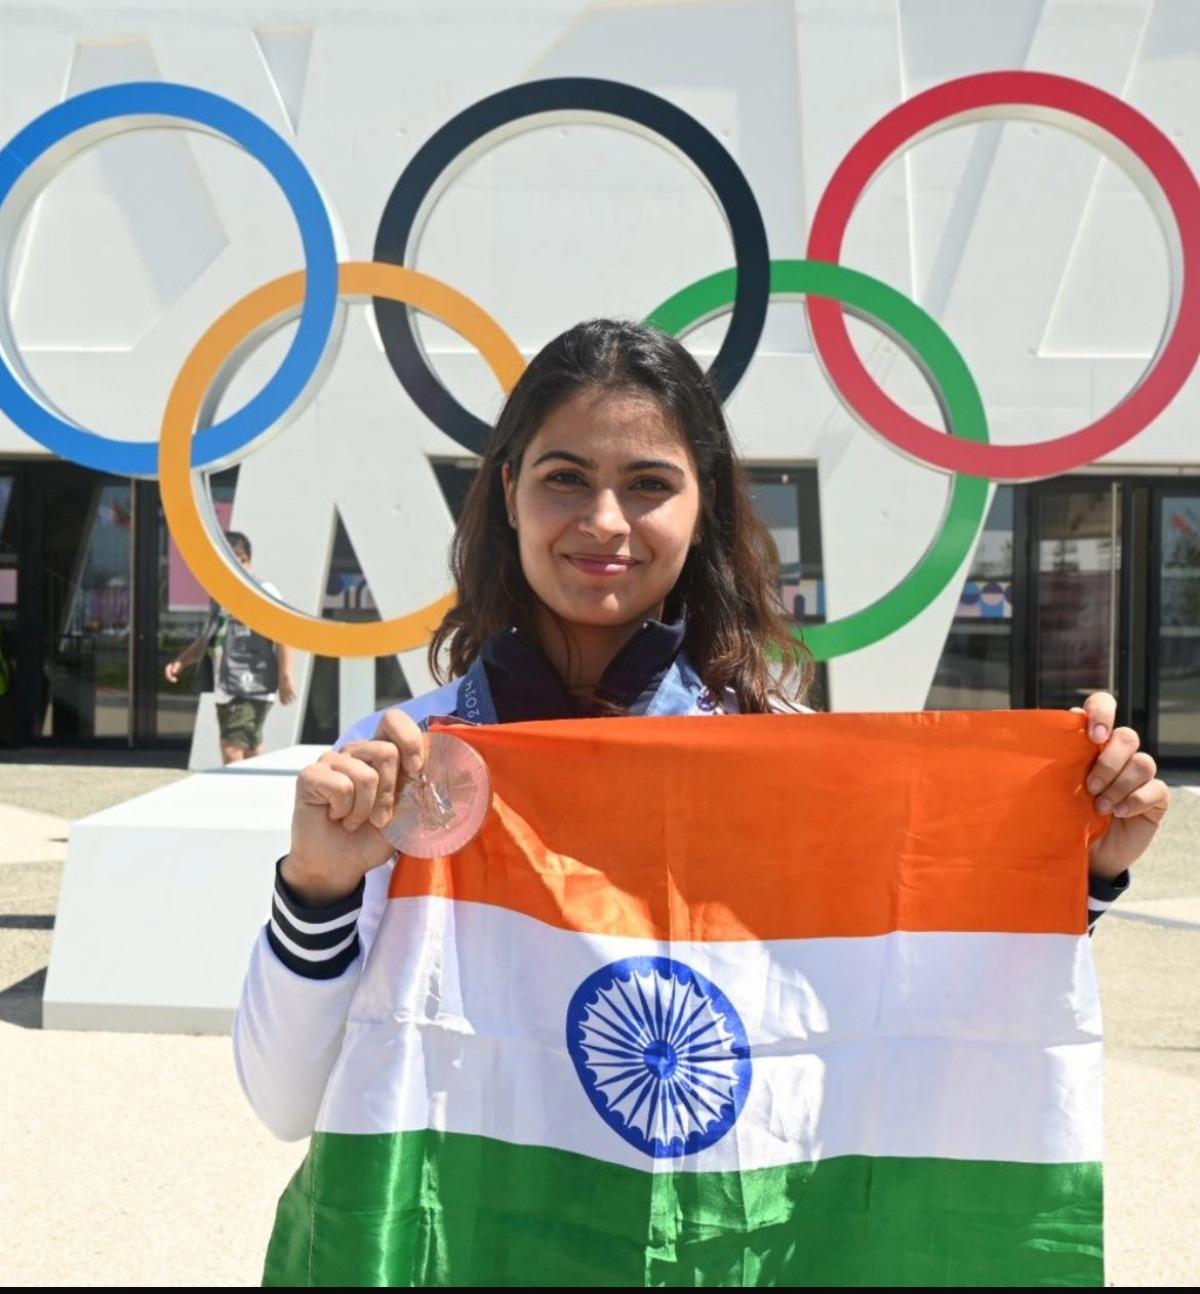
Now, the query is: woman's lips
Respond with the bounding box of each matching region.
[566,554,641,577]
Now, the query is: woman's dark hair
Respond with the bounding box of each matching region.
[429,319,812,713]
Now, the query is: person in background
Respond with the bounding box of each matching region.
[165,531,296,763]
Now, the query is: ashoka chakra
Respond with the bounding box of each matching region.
[565,956,751,1159]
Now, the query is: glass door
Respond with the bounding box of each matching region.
[745,467,827,708]
[1152,491,1200,757]
[927,486,1016,709]
[151,471,238,741]
[0,473,18,742]
[1031,484,1122,711]
[40,473,133,740]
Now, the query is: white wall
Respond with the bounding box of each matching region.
[1,0,1197,721]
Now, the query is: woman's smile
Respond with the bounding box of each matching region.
[565,553,642,577]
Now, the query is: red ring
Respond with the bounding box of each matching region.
[806,71,1200,481]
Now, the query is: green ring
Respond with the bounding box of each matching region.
[645,259,990,661]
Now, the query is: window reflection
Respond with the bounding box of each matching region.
[153,469,239,737]
[1034,487,1120,710]
[926,487,1014,710]
[1157,495,1200,755]
[43,479,132,738]
[746,469,826,707]
[0,476,17,739]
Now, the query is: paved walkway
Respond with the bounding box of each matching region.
[1,756,1197,1285]
[0,805,69,866]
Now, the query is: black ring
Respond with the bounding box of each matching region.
[373,77,770,455]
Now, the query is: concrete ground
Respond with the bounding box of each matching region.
[0,754,1197,1286]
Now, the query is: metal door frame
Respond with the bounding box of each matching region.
[1020,473,1200,762]
[1146,481,1200,760]
[1019,475,1125,714]
[0,459,185,749]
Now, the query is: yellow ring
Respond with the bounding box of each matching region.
[159,261,526,656]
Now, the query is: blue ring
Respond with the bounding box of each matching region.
[0,82,338,476]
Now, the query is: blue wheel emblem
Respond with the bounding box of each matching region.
[566,956,751,1158]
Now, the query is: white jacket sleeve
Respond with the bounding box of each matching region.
[232,859,392,1141]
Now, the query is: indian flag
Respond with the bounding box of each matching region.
[266,711,1106,1287]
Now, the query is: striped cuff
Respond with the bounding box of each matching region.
[1088,868,1130,931]
[266,857,365,980]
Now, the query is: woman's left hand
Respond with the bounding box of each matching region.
[1079,692,1170,882]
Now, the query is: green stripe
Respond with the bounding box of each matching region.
[264,1131,1102,1287]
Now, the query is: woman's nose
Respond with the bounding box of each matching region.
[579,488,629,539]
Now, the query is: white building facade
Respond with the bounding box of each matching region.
[0,0,1197,761]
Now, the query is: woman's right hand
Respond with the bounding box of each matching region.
[164,660,183,684]
[281,708,427,907]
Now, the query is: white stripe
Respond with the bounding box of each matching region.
[269,917,358,963]
[317,897,1102,1171]
[273,890,362,935]
[1088,896,1116,912]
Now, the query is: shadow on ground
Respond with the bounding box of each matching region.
[0,966,46,1029]
[0,747,187,769]
[0,915,54,929]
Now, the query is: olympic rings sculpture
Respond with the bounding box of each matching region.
[1,71,1197,661]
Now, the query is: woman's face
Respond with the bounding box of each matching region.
[503,387,703,633]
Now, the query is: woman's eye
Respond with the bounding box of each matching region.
[545,470,586,486]
[633,478,672,493]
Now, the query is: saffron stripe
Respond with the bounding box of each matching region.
[387,711,1105,939]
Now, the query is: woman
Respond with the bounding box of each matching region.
[235,318,1168,1244]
